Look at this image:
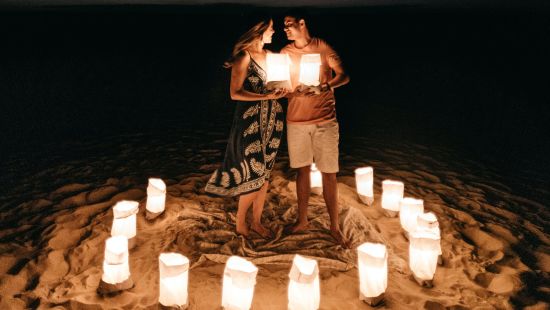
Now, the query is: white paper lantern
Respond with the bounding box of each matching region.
[399,197,424,235]
[409,230,440,285]
[221,256,258,310]
[357,243,387,305]
[159,253,189,308]
[416,212,442,255]
[355,167,374,205]
[288,255,320,310]
[299,54,321,86]
[381,180,404,216]
[310,163,323,195]
[111,200,139,240]
[146,178,166,215]
[102,236,130,285]
[266,53,291,89]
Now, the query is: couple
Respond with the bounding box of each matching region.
[205,9,350,248]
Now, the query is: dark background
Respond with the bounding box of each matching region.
[0,4,549,200]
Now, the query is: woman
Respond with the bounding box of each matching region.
[205,18,287,239]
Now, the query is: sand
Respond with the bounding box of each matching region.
[0,130,548,309]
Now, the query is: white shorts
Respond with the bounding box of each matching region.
[287,120,339,173]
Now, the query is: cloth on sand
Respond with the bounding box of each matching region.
[175,180,392,271]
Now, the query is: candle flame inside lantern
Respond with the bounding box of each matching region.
[409,230,440,281]
[416,212,442,255]
[355,167,374,201]
[399,197,424,234]
[288,255,320,310]
[310,163,323,189]
[102,236,130,284]
[299,54,321,86]
[357,242,388,299]
[222,256,258,310]
[381,180,404,212]
[111,200,139,239]
[266,53,291,84]
[146,178,167,214]
[159,253,189,308]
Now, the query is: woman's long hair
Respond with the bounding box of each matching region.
[224,18,272,68]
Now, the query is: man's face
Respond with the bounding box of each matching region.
[284,16,302,41]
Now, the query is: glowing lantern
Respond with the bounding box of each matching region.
[111,200,139,249]
[310,163,323,195]
[399,198,424,237]
[146,178,166,219]
[221,256,258,310]
[381,180,404,217]
[299,54,321,87]
[417,212,442,262]
[266,53,291,90]
[355,167,374,206]
[357,243,387,306]
[159,253,189,308]
[288,255,320,310]
[409,230,440,287]
[98,235,133,294]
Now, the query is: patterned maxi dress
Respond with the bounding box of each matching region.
[205,56,284,197]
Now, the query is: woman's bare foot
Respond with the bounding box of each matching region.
[251,223,272,239]
[236,224,250,238]
[284,220,310,234]
[330,228,351,249]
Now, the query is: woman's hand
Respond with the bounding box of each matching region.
[266,88,289,100]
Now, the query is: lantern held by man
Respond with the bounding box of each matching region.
[146,178,166,220]
[266,53,291,90]
[310,163,323,196]
[357,242,387,306]
[97,235,133,295]
[288,255,320,310]
[409,230,440,287]
[399,197,424,238]
[111,200,139,249]
[381,180,404,217]
[159,253,189,308]
[221,256,258,310]
[298,54,322,94]
[355,167,374,206]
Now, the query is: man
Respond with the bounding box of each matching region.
[281,9,350,248]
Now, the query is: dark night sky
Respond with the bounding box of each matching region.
[1,0,550,8]
[0,1,549,192]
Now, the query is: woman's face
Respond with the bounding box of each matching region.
[262,20,274,44]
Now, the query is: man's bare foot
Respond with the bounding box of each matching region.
[250,223,273,239]
[330,228,351,249]
[284,221,310,234]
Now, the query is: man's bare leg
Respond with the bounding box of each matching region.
[251,181,271,238]
[322,172,350,248]
[236,191,256,237]
[288,165,311,233]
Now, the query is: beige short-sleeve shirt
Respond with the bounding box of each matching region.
[281,37,342,125]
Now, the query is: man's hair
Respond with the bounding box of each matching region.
[284,8,310,24]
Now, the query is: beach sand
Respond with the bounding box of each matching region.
[0,130,548,309]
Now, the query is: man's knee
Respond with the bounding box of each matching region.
[297,165,311,174]
[321,172,337,184]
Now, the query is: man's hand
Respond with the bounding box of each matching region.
[294,84,321,97]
